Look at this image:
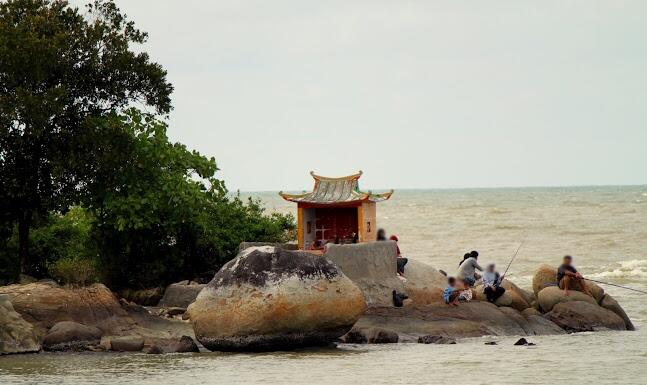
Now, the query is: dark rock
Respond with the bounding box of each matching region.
[392,290,408,307]
[339,329,368,344]
[120,287,164,306]
[43,321,102,351]
[238,242,298,252]
[484,341,498,345]
[189,246,366,351]
[158,282,205,308]
[438,270,447,277]
[514,338,529,345]
[340,327,398,344]
[168,335,199,353]
[418,335,456,344]
[545,301,626,332]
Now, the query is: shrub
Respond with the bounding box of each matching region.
[47,256,99,287]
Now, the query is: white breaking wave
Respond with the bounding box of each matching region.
[588,259,647,279]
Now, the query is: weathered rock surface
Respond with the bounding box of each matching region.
[0,294,40,355]
[340,327,399,344]
[42,321,102,351]
[545,301,626,332]
[525,315,566,335]
[167,335,200,353]
[324,242,446,306]
[158,281,205,308]
[418,335,456,344]
[189,246,366,351]
[600,294,635,331]
[532,264,559,296]
[0,282,129,338]
[102,335,145,351]
[239,242,299,252]
[0,282,196,349]
[537,286,597,313]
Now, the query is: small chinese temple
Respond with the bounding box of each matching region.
[280,171,393,250]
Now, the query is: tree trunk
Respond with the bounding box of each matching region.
[18,211,31,275]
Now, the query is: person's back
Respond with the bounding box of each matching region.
[457,257,478,278]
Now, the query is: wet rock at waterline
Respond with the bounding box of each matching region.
[339,327,399,344]
[168,335,200,353]
[42,321,102,351]
[545,301,626,332]
[418,335,456,344]
[188,246,366,351]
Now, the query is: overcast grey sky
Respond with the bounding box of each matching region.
[84,1,647,191]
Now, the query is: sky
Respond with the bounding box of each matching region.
[75,1,646,191]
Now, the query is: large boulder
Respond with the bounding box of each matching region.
[0,282,197,349]
[600,294,635,331]
[545,301,626,332]
[0,294,40,355]
[531,264,604,302]
[537,286,597,313]
[532,264,558,296]
[0,282,129,338]
[189,246,366,351]
[42,321,102,351]
[158,281,206,308]
[324,242,445,306]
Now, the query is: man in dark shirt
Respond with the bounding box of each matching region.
[558,255,592,296]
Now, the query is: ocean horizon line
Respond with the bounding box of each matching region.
[238,183,647,194]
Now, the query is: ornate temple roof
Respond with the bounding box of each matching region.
[279,171,393,204]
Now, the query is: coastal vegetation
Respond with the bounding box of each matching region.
[0,0,295,288]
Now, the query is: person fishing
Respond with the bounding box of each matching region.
[457,250,482,286]
[558,255,593,297]
[482,263,506,302]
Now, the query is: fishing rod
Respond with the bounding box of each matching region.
[583,278,647,295]
[500,238,525,281]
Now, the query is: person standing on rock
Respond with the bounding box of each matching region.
[457,251,483,286]
[482,263,506,302]
[558,255,593,297]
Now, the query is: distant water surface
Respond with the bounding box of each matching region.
[2,186,647,385]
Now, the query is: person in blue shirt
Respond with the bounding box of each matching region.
[443,277,461,306]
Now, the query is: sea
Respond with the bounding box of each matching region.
[2,186,647,385]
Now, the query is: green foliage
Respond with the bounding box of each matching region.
[0,0,172,273]
[0,1,296,288]
[86,110,295,289]
[47,256,99,287]
[0,207,98,281]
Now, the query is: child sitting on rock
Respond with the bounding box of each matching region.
[443,277,461,306]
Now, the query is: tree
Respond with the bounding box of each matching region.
[85,110,294,289]
[0,0,172,274]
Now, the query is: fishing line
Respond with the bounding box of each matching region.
[500,236,526,280]
[583,277,647,295]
